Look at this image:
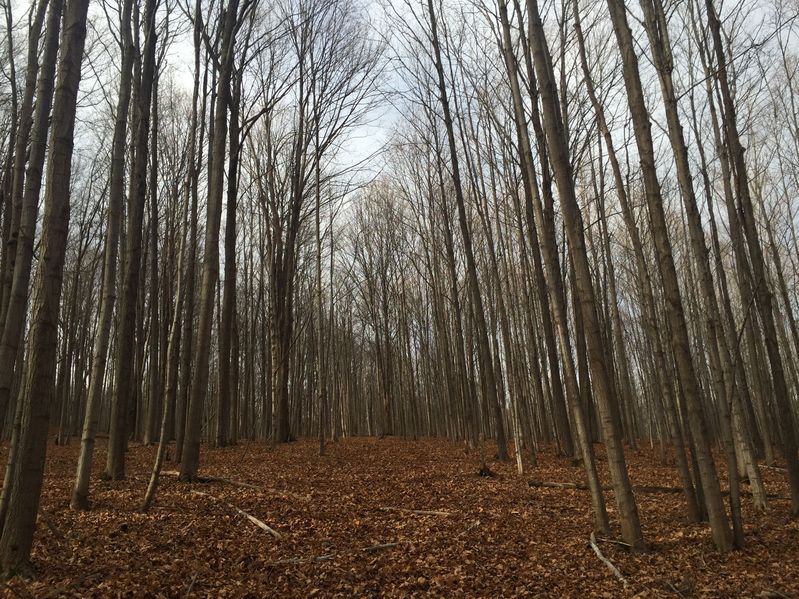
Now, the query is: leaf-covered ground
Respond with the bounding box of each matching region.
[2,437,797,597]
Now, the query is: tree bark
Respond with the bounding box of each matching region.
[526,0,644,550]
[0,0,90,572]
[426,0,508,461]
[180,0,241,480]
[105,0,159,479]
[605,0,731,551]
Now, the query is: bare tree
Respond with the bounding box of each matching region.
[0,0,91,572]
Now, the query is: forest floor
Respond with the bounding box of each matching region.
[1,437,798,598]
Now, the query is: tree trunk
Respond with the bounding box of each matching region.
[180,0,241,480]
[605,0,731,551]
[425,0,508,462]
[105,0,158,479]
[571,0,700,523]
[704,0,799,514]
[639,0,744,547]
[0,0,90,572]
[526,0,645,550]
[215,73,240,449]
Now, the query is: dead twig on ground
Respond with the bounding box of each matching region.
[760,464,788,473]
[38,510,67,543]
[595,537,633,549]
[363,542,399,552]
[458,519,481,537]
[272,555,334,565]
[164,470,260,489]
[589,532,628,587]
[665,580,686,598]
[163,470,311,502]
[184,573,199,598]
[272,541,399,566]
[379,506,452,517]
[191,490,282,539]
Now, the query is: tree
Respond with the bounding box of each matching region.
[105,0,161,480]
[0,0,62,529]
[703,0,799,515]
[425,0,508,461]
[525,0,644,550]
[0,0,91,572]
[180,0,246,480]
[605,0,732,551]
[71,0,136,510]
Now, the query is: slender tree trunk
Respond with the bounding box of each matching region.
[571,0,700,522]
[704,0,799,513]
[426,0,508,461]
[180,0,241,480]
[144,77,160,446]
[0,0,64,531]
[0,0,62,444]
[105,0,158,479]
[175,0,203,463]
[606,0,731,551]
[141,191,190,512]
[526,0,644,550]
[0,0,48,336]
[639,0,744,546]
[314,107,326,455]
[496,0,609,531]
[216,73,240,448]
[0,0,90,572]
[0,0,19,332]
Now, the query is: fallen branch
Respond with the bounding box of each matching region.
[589,532,627,587]
[363,542,399,552]
[529,480,787,499]
[272,555,334,565]
[529,480,594,491]
[458,519,481,537]
[595,537,633,549]
[185,573,199,597]
[164,470,260,490]
[39,510,67,543]
[164,470,311,502]
[760,464,787,473]
[191,490,282,539]
[234,506,282,538]
[272,541,399,566]
[529,479,681,494]
[665,580,686,598]
[379,506,452,517]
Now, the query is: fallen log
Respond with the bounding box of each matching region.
[595,537,633,549]
[760,464,788,473]
[272,542,400,566]
[529,480,593,491]
[272,555,334,565]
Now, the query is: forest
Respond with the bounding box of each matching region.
[0,0,797,594]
